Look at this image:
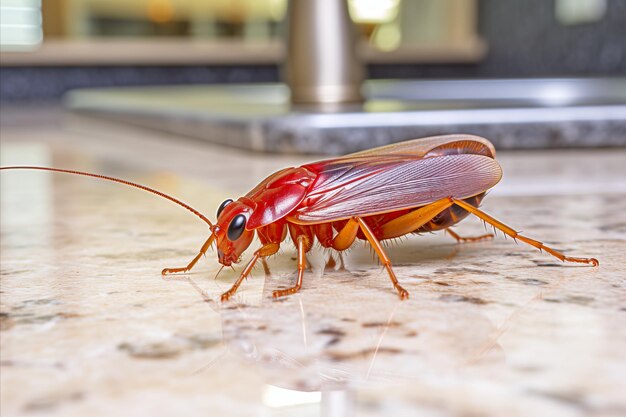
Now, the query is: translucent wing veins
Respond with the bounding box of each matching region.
[290,154,502,224]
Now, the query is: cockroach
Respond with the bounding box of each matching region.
[0,134,599,301]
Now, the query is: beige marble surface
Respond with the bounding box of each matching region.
[1,113,625,417]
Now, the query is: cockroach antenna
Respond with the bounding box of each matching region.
[0,166,213,227]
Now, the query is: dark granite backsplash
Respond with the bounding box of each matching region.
[1,0,624,101]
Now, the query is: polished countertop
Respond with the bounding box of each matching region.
[1,110,625,417]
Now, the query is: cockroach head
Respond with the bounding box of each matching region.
[212,198,255,266]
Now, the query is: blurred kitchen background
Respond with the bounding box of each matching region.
[0,0,625,153]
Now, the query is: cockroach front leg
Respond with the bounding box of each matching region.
[162,234,215,275]
[446,228,494,243]
[272,235,310,298]
[452,198,599,266]
[220,243,280,301]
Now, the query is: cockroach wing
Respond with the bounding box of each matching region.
[289,154,502,224]
[343,134,496,159]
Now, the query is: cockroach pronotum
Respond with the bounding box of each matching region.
[0,134,599,301]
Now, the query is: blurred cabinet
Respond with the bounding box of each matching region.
[5,0,485,65]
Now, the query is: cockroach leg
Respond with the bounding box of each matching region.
[446,228,494,243]
[324,251,347,272]
[162,234,215,275]
[329,216,413,298]
[324,253,337,271]
[305,254,313,272]
[356,218,409,300]
[261,258,272,276]
[272,236,308,298]
[452,198,600,266]
[330,218,360,251]
[220,254,258,301]
[379,198,454,239]
[220,243,280,301]
[336,252,346,271]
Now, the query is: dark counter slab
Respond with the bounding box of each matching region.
[66,78,626,154]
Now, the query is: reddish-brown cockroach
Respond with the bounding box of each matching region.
[0,135,599,300]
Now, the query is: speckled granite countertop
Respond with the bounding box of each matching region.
[1,110,625,417]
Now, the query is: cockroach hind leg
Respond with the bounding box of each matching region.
[451,198,600,267]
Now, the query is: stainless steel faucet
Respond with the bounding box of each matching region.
[283,0,365,105]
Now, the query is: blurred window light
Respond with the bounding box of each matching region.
[349,0,400,24]
[372,22,401,51]
[555,0,607,25]
[147,0,174,24]
[0,0,42,51]
[268,0,287,21]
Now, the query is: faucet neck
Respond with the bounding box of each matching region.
[283,0,365,105]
